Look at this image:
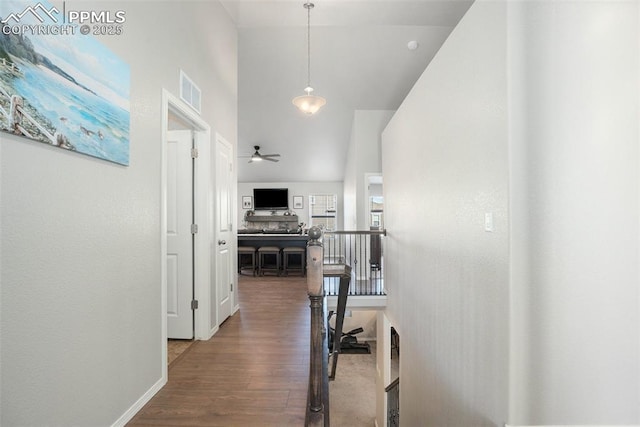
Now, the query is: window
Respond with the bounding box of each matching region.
[309,194,337,231]
[369,196,384,228]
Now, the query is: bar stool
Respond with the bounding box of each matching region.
[282,246,306,276]
[238,246,257,276]
[258,246,281,276]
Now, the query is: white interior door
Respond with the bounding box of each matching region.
[167,129,194,339]
[215,135,233,323]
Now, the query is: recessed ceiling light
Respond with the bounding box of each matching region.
[407,40,419,51]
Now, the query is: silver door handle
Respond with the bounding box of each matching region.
[218,239,226,245]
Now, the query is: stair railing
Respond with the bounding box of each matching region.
[305,226,353,426]
[306,226,328,426]
[385,377,400,427]
[323,228,386,296]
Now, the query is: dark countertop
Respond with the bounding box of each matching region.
[237,233,308,238]
[238,228,306,236]
[237,233,309,248]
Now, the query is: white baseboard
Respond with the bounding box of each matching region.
[111,376,166,427]
[207,324,220,340]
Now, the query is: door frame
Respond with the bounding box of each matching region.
[160,89,214,378]
[364,173,383,229]
[219,132,239,316]
[214,133,238,325]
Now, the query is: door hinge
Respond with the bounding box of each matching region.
[191,300,199,310]
[191,148,199,159]
[230,283,233,292]
[191,224,198,234]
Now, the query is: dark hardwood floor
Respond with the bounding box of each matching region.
[128,275,310,426]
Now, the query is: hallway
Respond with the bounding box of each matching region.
[128,275,310,426]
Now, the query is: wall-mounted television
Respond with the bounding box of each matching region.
[253,188,288,210]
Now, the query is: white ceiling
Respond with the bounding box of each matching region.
[222,0,473,182]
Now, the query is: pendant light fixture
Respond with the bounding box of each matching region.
[292,2,326,115]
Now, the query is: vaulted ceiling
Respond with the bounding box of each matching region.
[221,1,473,182]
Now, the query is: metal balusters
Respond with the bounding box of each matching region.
[323,229,386,296]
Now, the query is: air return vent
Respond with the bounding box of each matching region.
[180,70,201,113]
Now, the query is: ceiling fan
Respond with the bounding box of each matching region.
[243,145,280,163]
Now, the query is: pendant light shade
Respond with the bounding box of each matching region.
[292,2,326,115]
[292,86,326,115]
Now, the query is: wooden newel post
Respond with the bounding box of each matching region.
[307,226,324,415]
[307,227,323,297]
[308,294,323,412]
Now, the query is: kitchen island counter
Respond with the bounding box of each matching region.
[237,233,309,249]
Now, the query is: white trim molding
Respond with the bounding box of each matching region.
[111,377,165,427]
[161,88,213,364]
[327,295,387,311]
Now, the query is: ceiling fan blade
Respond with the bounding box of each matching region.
[245,146,280,163]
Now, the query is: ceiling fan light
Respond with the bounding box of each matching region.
[251,154,263,162]
[292,94,326,115]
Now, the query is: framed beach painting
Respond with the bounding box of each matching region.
[0,0,130,165]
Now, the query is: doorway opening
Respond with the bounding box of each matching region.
[166,128,196,340]
[365,174,383,229]
[161,90,213,378]
[214,134,234,324]
[167,339,195,366]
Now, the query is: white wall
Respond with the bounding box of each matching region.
[383,0,640,425]
[343,110,394,230]
[0,1,237,425]
[369,183,382,198]
[344,122,358,229]
[237,181,343,230]
[382,1,509,425]
[508,1,639,424]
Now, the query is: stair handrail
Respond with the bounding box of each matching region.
[325,229,387,235]
[385,377,400,427]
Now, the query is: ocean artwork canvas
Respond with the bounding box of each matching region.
[0,0,130,165]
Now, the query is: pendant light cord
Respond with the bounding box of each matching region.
[292,1,325,115]
[306,2,313,90]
